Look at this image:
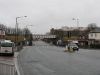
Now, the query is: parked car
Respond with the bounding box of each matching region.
[0,40,14,56]
[66,43,79,52]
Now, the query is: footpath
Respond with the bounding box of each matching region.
[0,46,22,75]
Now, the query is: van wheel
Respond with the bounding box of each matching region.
[10,53,14,56]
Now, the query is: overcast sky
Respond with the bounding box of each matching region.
[0,0,100,34]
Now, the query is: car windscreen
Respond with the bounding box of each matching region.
[69,44,77,46]
[1,43,13,47]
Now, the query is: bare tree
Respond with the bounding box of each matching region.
[87,23,98,31]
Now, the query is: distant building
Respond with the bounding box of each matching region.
[61,26,87,31]
[50,27,89,47]
[33,34,56,39]
[88,27,100,45]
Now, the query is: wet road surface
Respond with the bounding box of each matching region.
[18,41,100,75]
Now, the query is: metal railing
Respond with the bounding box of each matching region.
[0,62,16,75]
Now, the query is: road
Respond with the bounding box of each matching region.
[18,41,100,75]
[0,52,18,64]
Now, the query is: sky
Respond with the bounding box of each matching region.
[0,0,100,34]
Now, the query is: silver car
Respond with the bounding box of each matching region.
[66,43,79,51]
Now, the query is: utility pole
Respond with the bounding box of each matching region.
[72,18,79,28]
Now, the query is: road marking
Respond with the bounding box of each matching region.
[14,57,21,75]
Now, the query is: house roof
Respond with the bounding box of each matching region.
[90,27,100,33]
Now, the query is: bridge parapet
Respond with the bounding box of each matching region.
[33,34,56,39]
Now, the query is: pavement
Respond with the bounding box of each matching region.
[0,52,20,75]
[17,41,100,75]
[0,52,19,64]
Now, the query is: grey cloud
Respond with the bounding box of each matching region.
[0,0,100,34]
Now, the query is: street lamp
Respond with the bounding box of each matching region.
[25,25,33,28]
[72,18,79,28]
[15,16,27,46]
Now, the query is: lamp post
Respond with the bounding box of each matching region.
[72,18,79,28]
[15,16,27,46]
[25,25,33,28]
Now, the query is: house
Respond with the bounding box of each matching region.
[88,27,100,45]
[50,27,89,47]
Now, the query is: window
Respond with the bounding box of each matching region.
[90,33,93,37]
[1,43,13,47]
[95,33,97,37]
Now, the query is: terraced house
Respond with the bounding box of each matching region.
[88,27,100,48]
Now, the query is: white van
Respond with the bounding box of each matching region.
[0,40,14,56]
